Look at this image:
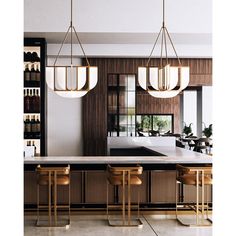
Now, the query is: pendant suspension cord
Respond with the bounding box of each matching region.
[70,0,73,65]
[163,28,168,65]
[165,27,181,66]
[163,0,165,27]
[146,26,162,67]
[54,0,90,67]
[162,0,168,65]
[53,26,71,66]
[160,28,164,68]
[73,27,90,66]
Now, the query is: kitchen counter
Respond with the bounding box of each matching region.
[24,146,212,210]
[24,146,212,165]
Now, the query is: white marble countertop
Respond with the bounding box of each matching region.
[24,147,212,164]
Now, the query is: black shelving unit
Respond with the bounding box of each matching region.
[24,38,47,156]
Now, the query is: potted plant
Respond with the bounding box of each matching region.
[156,119,167,134]
[202,123,213,138]
[182,122,193,137]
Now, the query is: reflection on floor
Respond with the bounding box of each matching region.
[24,214,212,236]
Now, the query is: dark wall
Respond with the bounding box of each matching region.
[82,58,212,156]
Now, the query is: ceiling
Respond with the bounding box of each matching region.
[24,0,212,57]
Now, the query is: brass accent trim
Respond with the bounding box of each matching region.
[36,165,71,227]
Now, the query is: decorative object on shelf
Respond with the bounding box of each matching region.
[182,122,193,136]
[202,123,213,138]
[46,0,98,98]
[138,0,190,98]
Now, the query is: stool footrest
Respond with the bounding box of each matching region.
[108,218,143,227]
[36,219,70,228]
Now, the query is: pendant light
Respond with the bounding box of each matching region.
[46,0,98,98]
[138,0,189,98]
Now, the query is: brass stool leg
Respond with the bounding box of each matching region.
[206,185,209,219]
[54,172,57,226]
[175,180,178,219]
[201,171,205,223]
[69,179,71,224]
[37,183,39,224]
[106,180,109,220]
[196,171,199,225]
[48,171,52,226]
[138,186,140,218]
[128,171,131,225]
[122,171,125,225]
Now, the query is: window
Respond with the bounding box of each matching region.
[136,115,173,136]
[108,74,136,137]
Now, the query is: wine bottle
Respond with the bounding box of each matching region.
[31,115,37,138]
[24,89,30,113]
[24,115,31,138]
[26,52,32,62]
[29,89,33,112]
[35,89,40,113]
[30,63,36,85]
[24,64,31,86]
[36,115,41,138]
[35,64,40,86]
[32,141,36,156]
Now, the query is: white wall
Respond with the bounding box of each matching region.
[46,57,83,156]
[183,91,197,135]
[202,86,213,127]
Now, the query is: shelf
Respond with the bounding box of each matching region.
[24,84,40,88]
[24,138,41,140]
[24,111,40,114]
[24,38,46,156]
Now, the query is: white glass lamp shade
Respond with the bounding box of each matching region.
[138,67,147,90]
[88,66,98,89]
[149,67,159,90]
[46,66,98,98]
[179,67,190,90]
[55,90,88,98]
[77,67,87,90]
[148,90,180,98]
[169,67,178,90]
[46,67,54,91]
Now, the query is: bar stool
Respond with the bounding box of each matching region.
[175,164,212,226]
[106,165,143,227]
[36,165,70,227]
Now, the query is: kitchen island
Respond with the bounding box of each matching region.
[24,147,212,210]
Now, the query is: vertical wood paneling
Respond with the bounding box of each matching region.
[83,58,212,156]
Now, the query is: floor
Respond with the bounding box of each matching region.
[24,214,212,236]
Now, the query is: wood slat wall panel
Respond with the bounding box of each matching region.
[83,58,212,156]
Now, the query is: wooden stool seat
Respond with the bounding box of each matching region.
[176,164,212,226]
[177,174,212,186]
[36,165,71,227]
[38,175,70,186]
[106,165,143,227]
[108,175,142,186]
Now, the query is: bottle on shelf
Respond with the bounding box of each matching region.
[32,52,40,62]
[24,89,30,113]
[36,115,41,138]
[31,115,37,138]
[24,64,31,86]
[35,64,40,86]
[24,115,31,139]
[35,89,40,113]
[30,63,36,85]
[26,52,32,62]
[29,89,33,112]
[32,141,37,156]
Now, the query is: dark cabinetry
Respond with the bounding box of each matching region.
[23,38,46,156]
